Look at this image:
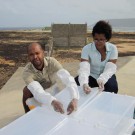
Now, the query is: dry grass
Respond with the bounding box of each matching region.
[0,31,135,89]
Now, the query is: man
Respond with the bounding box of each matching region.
[22,42,79,115]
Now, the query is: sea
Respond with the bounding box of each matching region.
[88,26,135,33]
[112,27,135,32]
[0,26,44,31]
[0,26,135,32]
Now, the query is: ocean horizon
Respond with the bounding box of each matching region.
[0,26,135,32]
[112,27,135,32]
[88,26,135,32]
[0,26,44,31]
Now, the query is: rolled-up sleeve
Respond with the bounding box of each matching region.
[81,45,89,60]
[109,45,118,60]
[22,66,36,85]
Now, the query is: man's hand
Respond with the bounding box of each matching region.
[97,78,104,91]
[83,84,91,94]
[67,98,78,115]
[51,100,64,114]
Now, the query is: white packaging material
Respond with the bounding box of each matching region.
[0,108,66,135]
[48,119,111,135]
[26,98,42,110]
[73,92,135,134]
[0,87,135,135]
[118,119,135,135]
[55,87,99,115]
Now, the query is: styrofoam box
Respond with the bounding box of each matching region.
[0,87,135,135]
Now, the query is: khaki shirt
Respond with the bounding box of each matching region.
[22,57,63,90]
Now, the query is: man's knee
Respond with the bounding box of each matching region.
[22,86,33,113]
[23,86,33,99]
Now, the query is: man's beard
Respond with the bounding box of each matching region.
[32,59,43,70]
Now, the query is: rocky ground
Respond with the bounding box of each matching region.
[0,30,135,89]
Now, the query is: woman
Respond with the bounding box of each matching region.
[75,20,118,94]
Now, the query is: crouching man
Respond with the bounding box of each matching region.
[22,42,79,115]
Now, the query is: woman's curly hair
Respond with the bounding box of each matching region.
[92,20,112,41]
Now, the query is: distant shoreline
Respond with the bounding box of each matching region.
[0,26,44,31]
[1,26,135,33]
[0,30,135,35]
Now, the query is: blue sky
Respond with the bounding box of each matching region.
[0,0,135,27]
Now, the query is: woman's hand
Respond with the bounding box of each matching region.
[97,78,104,91]
[83,84,91,94]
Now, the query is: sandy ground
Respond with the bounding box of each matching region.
[0,30,135,89]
